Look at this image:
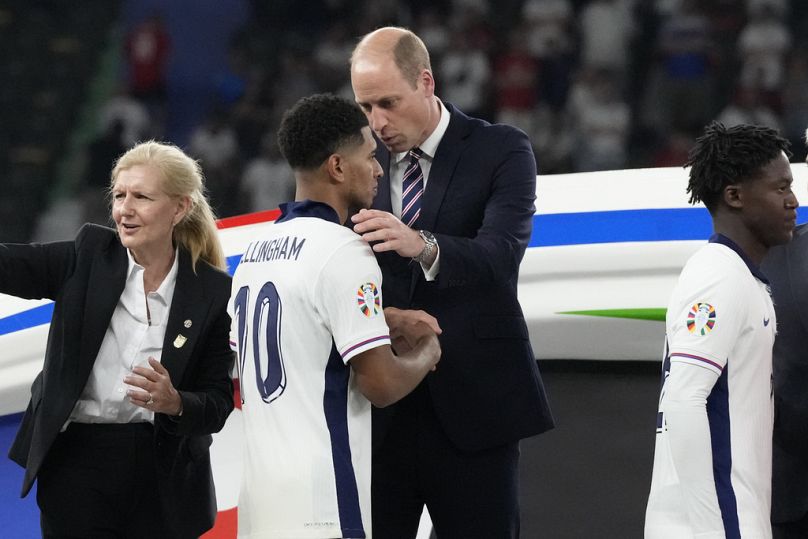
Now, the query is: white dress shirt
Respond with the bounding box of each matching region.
[69,249,178,425]
[389,98,450,280]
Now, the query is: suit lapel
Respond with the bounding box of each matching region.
[408,104,471,297]
[417,104,470,232]
[161,249,205,384]
[374,144,393,213]
[77,241,127,386]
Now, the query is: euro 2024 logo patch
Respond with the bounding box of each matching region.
[687,303,716,335]
[357,282,381,317]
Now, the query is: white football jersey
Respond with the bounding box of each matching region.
[230,201,390,539]
[646,235,775,539]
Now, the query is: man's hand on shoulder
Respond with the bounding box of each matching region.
[352,209,424,258]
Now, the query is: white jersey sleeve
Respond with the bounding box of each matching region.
[666,270,746,375]
[316,237,390,363]
[648,242,775,538]
[662,361,725,537]
[655,266,750,536]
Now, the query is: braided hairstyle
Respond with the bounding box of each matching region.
[686,121,791,211]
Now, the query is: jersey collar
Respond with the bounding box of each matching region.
[277,200,340,224]
[708,233,769,285]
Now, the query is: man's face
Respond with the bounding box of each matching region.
[739,151,799,248]
[344,126,383,210]
[351,55,434,153]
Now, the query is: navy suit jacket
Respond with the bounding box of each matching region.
[763,223,808,523]
[3,224,235,537]
[372,103,554,452]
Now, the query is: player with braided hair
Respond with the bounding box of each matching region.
[646,121,798,538]
[686,122,793,210]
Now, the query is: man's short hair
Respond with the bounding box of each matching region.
[277,93,369,170]
[391,29,431,88]
[350,27,432,89]
[687,121,791,211]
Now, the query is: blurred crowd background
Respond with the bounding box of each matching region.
[2,0,807,243]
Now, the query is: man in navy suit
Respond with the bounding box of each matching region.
[763,137,808,538]
[350,27,554,538]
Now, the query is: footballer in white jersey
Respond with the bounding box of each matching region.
[230,201,390,538]
[231,93,440,539]
[645,235,775,538]
[645,121,798,539]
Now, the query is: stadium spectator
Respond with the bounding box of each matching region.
[98,86,152,146]
[83,119,127,224]
[188,108,241,217]
[640,0,715,138]
[522,0,573,62]
[124,14,170,105]
[493,26,541,138]
[568,68,631,172]
[579,0,636,78]
[238,133,295,213]
[717,83,782,130]
[738,1,792,94]
[439,29,491,119]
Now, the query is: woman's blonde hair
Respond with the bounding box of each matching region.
[110,140,226,271]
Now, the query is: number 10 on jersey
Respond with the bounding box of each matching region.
[233,282,287,404]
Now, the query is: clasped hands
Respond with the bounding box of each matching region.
[384,307,442,368]
[125,357,183,416]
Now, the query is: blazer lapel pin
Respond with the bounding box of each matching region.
[184,319,192,328]
[174,334,187,348]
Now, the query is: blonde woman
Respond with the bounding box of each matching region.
[5,141,234,537]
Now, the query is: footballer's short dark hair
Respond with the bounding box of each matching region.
[686,121,791,211]
[277,93,369,170]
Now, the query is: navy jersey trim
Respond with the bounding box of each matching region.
[708,233,769,285]
[706,365,741,539]
[277,200,341,224]
[323,341,366,538]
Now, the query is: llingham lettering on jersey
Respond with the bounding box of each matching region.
[241,236,306,263]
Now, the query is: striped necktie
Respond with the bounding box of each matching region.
[401,147,424,227]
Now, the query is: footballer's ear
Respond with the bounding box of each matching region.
[324,153,346,185]
[723,184,743,209]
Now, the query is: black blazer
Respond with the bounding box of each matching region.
[2,224,235,537]
[763,223,808,524]
[372,104,554,451]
